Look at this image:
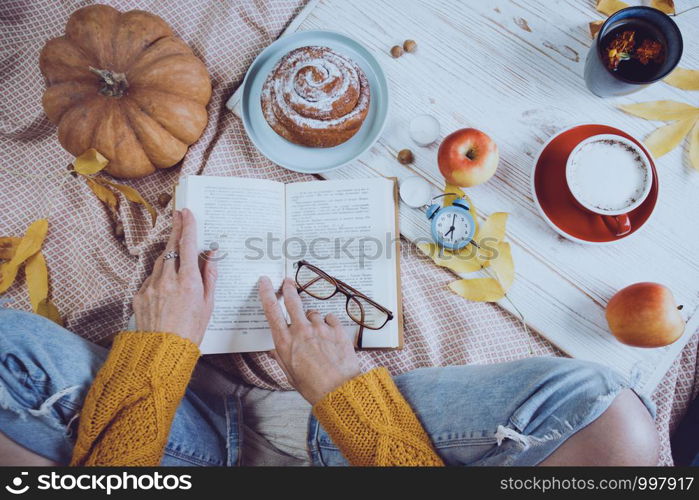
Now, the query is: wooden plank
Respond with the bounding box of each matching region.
[228,0,699,395]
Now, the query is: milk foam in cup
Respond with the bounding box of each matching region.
[566,134,652,216]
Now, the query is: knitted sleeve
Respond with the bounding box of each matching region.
[312,367,444,466]
[70,331,199,466]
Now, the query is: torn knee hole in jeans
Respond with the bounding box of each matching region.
[494,421,575,449]
[0,382,80,433]
[494,378,636,452]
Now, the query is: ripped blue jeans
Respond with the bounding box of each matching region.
[0,308,655,466]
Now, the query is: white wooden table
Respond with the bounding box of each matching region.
[230,0,699,394]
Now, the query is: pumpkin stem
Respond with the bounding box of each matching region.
[89,66,129,98]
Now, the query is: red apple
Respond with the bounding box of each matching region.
[438,128,499,187]
[605,282,685,348]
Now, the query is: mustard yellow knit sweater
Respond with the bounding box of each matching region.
[71,331,443,467]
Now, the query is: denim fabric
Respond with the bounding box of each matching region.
[309,359,655,466]
[0,307,655,466]
[0,308,239,466]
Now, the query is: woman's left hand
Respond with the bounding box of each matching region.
[258,277,362,405]
[133,209,217,346]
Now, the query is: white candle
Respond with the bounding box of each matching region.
[409,114,440,147]
[399,176,432,208]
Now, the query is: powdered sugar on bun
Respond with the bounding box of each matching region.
[261,46,370,148]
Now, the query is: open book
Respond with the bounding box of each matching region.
[174,175,403,354]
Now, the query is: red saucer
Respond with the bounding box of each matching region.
[532,124,658,244]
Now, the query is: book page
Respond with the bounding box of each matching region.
[284,178,399,348]
[175,176,285,354]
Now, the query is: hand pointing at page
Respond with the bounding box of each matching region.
[258,276,362,405]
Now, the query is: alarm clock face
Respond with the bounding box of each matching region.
[432,207,475,250]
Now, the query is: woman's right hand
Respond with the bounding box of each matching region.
[133,209,217,346]
[258,276,362,405]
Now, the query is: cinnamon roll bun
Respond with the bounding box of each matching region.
[261,46,370,148]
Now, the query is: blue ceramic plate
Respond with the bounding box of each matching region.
[239,31,389,174]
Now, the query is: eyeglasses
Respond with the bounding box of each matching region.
[293,260,394,348]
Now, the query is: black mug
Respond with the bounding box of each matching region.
[584,6,683,97]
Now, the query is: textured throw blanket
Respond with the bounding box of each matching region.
[0,0,696,465]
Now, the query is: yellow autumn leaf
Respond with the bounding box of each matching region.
[650,0,675,15]
[0,238,19,297]
[690,121,699,171]
[85,177,119,211]
[36,298,63,326]
[644,118,698,158]
[25,252,48,312]
[618,101,699,122]
[475,212,508,244]
[490,242,515,291]
[596,0,629,16]
[589,20,604,38]
[449,278,505,302]
[0,237,20,261]
[25,252,61,324]
[73,149,109,175]
[417,242,483,274]
[474,212,508,267]
[96,178,157,226]
[0,219,49,294]
[444,183,465,206]
[664,68,699,91]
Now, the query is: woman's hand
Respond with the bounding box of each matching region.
[258,276,362,405]
[133,209,217,346]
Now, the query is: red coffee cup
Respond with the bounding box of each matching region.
[565,134,653,237]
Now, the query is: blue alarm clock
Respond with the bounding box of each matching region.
[426,195,476,251]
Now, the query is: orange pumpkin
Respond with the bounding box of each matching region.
[39,4,211,178]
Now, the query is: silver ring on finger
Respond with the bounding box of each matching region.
[163,250,179,261]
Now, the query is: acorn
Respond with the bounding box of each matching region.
[113,221,125,239]
[157,192,172,208]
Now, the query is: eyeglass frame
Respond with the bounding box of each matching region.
[293,260,394,348]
